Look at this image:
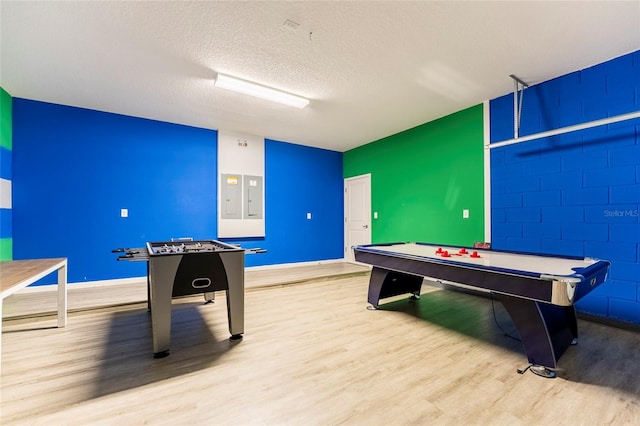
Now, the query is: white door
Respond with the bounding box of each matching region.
[344,174,371,262]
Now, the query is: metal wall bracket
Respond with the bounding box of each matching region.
[509,74,529,139]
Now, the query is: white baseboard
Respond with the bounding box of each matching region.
[19,258,349,293]
[19,276,147,293]
[245,258,345,271]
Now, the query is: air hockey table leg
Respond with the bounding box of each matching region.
[498,294,578,378]
[367,267,423,308]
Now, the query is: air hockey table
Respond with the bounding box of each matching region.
[353,242,610,378]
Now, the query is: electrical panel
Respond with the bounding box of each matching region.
[221,174,242,219]
[244,175,263,219]
[218,131,265,237]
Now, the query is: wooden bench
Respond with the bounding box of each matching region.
[1,258,67,368]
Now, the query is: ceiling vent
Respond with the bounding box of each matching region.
[283,19,300,31]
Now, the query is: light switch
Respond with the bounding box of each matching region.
[374,212,378,219]
[307,212,312,220]
[463,209,469,219]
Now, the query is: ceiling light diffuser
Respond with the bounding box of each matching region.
[214,73,309,109]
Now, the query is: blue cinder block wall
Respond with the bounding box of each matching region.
[12,99,343,283]
[490,50,640,324]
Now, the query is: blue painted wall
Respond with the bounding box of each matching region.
[228,140,344,267]
[490,50,640,324]
[13,100,218,282]
[12,99,343,283]
[0,146,11,240]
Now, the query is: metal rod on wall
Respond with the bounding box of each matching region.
[488,110,640,149]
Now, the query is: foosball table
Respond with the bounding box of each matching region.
[114,239,263,358]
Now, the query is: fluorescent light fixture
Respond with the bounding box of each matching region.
[214,73,309,109]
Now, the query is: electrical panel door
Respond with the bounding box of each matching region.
[221,174,242,219]
[244,175,263,219]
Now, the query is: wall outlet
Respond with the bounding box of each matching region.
[374,212,378,219]
[121,208,128,218]
[307,212,312,219]
[463,209,469,219]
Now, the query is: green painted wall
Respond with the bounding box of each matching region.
[1,87,12,150]
[343,105,484,246]
[0,238,12,261]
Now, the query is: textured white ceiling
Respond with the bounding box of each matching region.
[1,1,639,152]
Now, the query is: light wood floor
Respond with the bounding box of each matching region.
[2,261,370,320]
[2,264,640,425]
